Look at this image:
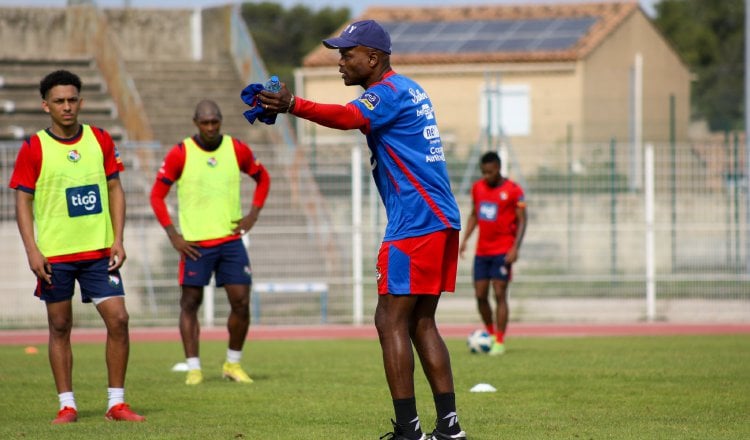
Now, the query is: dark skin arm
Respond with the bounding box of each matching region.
[505,205,527,264]
[164,224,201,261]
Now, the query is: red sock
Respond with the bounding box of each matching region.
[485,324,495,335]
[495,331,505,344]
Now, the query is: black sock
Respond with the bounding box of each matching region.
[434,392,462,435]
[393,397,422,439]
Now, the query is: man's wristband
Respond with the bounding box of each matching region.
[287,95,296,114]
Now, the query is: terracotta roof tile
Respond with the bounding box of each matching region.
[303,1,639,66]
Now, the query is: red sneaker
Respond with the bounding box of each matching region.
[104,403,145,422]
[51,406,78,424]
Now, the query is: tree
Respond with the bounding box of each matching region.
[240,2,350,91]
[654,0,745,131]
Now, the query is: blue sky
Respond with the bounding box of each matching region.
[4,0,660,18]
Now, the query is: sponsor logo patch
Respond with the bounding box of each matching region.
[358,92,380,111]
[207,157,218,167]
[66,184,102,217]
[423,125,440,140]
[478,201,498,221]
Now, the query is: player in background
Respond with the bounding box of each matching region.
[150,100,270,385]
[9,70,145,423]
[459,151,527,356]
[258,19,466,440]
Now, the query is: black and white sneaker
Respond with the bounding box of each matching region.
[379,419,427,440]
[427,429,467,440]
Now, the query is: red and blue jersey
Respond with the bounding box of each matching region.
[353,71,461,240]
[471,178,525,256]
[292,70,461,240]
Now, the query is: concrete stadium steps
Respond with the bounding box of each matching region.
[0,57,124,141]
[125,57,274,148]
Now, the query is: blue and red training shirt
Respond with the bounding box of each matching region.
[293,70,461,240]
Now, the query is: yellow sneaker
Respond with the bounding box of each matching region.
[222,361,253,383]
[489,341,505,356]
[185,369,203,385]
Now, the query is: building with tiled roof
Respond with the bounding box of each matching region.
[293,1,690,166]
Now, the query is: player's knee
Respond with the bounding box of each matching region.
[48,315,73,335]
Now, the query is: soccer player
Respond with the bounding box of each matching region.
[9,70,145,423]
[459,151,527,356]
[258,19,466,440]
[150,99,270,385]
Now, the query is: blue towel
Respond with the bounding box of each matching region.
[240,83,277,125]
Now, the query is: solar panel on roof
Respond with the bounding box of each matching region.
[480,20,520,33]
[441,22,478,34]
[376,16,598,55]
[554,17,597,32]
[498,38,539,52]
[419,40,462,53]
[458,39,500,53]
[397,21,442,37]
[516,19,556,32]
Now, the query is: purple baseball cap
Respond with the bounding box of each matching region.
[323,19,392,54]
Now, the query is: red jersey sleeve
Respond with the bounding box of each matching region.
[150,143,186,228]
[8,136,42,193]
[233,138,270,208]
[90,126,124,177]
[291,97,370,133]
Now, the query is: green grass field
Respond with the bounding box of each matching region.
[1,334,748,439]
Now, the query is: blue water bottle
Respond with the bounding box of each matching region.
[265,75,281,93]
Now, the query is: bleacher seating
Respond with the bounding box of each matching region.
[0,58,125,141]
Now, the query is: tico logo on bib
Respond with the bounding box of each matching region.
[66,184,102,217]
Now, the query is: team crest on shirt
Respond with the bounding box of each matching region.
[207,157,218,167]
[358,92,380,111]
[499,191,508,201]
[67,150,81,162]
[108,274,121,287]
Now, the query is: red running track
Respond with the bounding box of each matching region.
[1,322,749,345]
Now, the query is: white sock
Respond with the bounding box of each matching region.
[226,349,242,364]
[186,357,201,370]
[59,391,76,410]
[107,387,124,411]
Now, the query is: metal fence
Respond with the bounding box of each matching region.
[1,135,748,329]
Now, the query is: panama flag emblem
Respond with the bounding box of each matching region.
[67,150,81,162]
[108,274,121,287]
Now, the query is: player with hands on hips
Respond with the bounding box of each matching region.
[150,99,270,385]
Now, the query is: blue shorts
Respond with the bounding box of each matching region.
[35,257,125,304]
[179,239,252,287]
[473,254,512,282]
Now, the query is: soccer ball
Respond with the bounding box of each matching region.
[467,330,493,354]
